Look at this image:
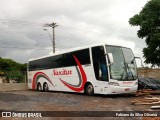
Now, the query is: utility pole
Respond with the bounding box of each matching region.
[43,22,58,53]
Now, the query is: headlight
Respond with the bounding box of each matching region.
[109,82,119,86]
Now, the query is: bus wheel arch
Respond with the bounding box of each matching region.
[84,82,94,96]
[37,82,42,91]
[43,82,49,92]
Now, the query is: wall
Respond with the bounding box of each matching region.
[0,78,2,83]
[0,83,28,91]
[138,68,160,79]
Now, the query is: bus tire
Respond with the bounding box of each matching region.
[43,83,48,92]
[85,83,94,96]
[37,83,42,92]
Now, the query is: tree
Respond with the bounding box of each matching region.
[129,0,160,67]
[0,57,27,83]
[6,70,24,83]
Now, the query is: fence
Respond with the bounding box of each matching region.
[0,83,28,91]
[138,68,160,79]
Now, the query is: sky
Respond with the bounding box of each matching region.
[0,0,148,66]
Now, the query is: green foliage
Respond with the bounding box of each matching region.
[0,57,27,82]
[129,0,160,67]
[0,58,10,72]
[6,71,24,83]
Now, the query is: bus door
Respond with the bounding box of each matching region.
[91,46,109,94]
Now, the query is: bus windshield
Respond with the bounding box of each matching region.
[106,45,138,81]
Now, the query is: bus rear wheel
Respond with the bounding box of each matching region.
[37,83,42,92]
[85,83,94,96]
[43,83,48,92]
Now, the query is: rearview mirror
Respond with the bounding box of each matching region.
[134,57,144,67]
[107,53,114,65]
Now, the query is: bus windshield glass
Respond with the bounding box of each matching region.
[106,45,138,81]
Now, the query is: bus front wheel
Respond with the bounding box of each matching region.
[85,83,94,96]
[43,83,48,92]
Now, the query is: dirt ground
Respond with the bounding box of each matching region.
[0,90,159,120]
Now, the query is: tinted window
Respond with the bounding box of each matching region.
[92,46,108,81]
[29,49,90,71]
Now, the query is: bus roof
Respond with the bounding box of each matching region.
[28,43,124,62]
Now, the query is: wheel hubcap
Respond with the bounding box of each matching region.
[44,84,48,91]
[88,85,93,93]
[38,86,41,90]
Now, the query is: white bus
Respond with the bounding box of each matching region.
[28,44,138,95]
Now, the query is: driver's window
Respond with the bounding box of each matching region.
[99,57,108,81]
[92,46,108,81]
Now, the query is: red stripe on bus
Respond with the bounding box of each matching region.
[60,55,87,92]
[32,72,53,90]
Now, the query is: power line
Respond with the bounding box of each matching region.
[0,42,51,48]
[0,18,121,38]
[0,45,52,49]
[0,18,130,40]
[0,19,43,26]
[0,19,137,50]
[0,18,133,40]
[0,30,47,36]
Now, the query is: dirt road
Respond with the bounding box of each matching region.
[0,90,158,120]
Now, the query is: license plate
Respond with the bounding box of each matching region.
[125,88,130,91]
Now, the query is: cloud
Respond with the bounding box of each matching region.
[0,0,148,64]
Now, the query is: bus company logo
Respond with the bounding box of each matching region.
[123,81,133,84]
[53,69,72,76]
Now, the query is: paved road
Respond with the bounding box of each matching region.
[0,90,157,120]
